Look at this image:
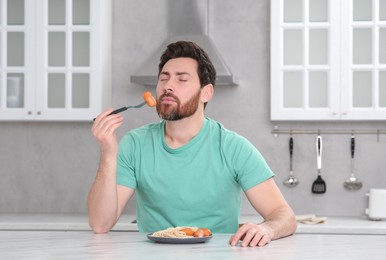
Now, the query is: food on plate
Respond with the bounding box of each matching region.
[180,228,195,236]
[193,228,212,238]
[151,226,212,238]
[151,227,197,238]
[143,91,157,107]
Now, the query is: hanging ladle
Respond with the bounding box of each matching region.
[283,136,299,187]
[343,135,363,190]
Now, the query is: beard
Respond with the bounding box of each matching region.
[156,89,201,121]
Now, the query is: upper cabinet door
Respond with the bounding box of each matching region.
[0,0,111,121]
[36,0,93,120]
[0,0,35,119]
[271,0,386,121]
[341,0,386,120]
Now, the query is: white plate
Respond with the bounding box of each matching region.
[147,233,213,244]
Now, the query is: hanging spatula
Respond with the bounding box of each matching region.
[312,135,326,194]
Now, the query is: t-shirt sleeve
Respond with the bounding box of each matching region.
[225,133,275,191]
[116,133,137,189]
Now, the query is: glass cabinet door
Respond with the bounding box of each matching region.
[271,0,386,120]
[43,0,91,112]
[1,0,26,113]
[283,0,331,110]
[341,0,386,119]
[271,0,339,120]
[0,0,110,121]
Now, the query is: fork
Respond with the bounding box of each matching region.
[92,101,146,121]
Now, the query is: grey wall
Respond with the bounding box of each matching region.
[1,0,385,218]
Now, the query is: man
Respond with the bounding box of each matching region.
[88,41,296,247]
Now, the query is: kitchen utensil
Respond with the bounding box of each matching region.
[93,102,146,121]
[344,135,362,190]
[283,137,299,187]
[109,101,148,114]
[312,135,326,194]
[93,91,156,121]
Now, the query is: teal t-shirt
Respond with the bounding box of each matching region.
[116,117,274,233]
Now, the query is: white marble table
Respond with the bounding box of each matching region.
[1,231,386,259]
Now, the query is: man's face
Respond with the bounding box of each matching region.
[156,58,202,121]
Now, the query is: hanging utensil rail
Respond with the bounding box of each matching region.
[271,127,386,141]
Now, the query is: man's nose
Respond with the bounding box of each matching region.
[163,79,175,92]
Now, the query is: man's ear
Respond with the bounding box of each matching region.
[201,84,214,103]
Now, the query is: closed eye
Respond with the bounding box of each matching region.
[178,75,191,82]
[159,73,169,82]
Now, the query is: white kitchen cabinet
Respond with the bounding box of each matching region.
[0,0,111,121]
[271,0,386,121]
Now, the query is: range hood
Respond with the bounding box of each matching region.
[130,0,238,86]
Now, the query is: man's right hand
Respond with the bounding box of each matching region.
[91,108,123,155]
[88,108,124,233]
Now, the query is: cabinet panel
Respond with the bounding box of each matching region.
[72,32,89,67]
[72,73,89,108]
[0,0,32,119]
[48,73,65,108]
[48,32,66,66]
[353,29,372,64]
[309,29,328,65]
[344,0,386,119]
[380,72,386,107]
[353,0,372,21]
[284,0,302,23]
[309,0,328,22]
[7,32,24,66]
[283,71,303,108]
[7,0,24,25]
[284,30,303,65]
[48,0,65,25]
[7,74,24,108]
[271,0,386,120]
[0,0,111,121]
[72,0,89,25]
[381,0,386,20]
[380,28,386,63]
[309,71,328,108]
[352,71,372,107]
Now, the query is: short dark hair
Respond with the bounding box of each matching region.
[158,41,217,89]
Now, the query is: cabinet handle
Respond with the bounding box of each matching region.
[37,111,41,115]
[28,111,32,115]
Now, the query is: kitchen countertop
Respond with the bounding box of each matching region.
[1,231,386,259]
[1,214,386,235]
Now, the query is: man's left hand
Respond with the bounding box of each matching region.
[229,223,273,247]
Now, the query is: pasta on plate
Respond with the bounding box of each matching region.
[151,227,199,238]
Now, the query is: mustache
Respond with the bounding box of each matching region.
[159,92,179,101]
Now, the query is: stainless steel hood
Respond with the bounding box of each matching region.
[130,0,238,86]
